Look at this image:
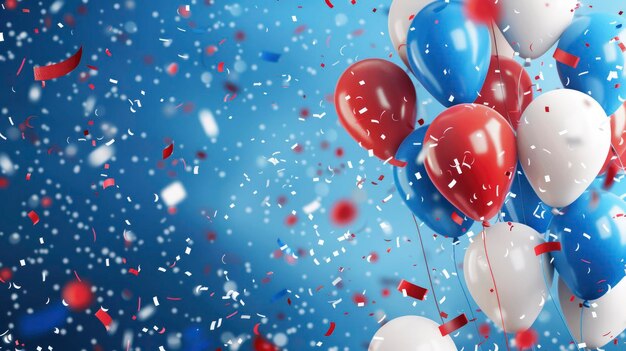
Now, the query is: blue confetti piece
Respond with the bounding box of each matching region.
[271,288,289,302]
[261,51,281,63]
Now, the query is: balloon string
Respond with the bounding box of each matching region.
[452,241,485,351]
[580,303,587,351]
[538,254,578,346]
[411,214,444,324]
[481,223,512,351]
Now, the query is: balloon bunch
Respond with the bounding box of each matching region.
[335,1,626,350]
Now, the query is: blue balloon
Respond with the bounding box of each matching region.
[549,191,626,300]
[502,166,553,233]
[394,126,473,238]
[556,13,626,115]
[406,1,491,107]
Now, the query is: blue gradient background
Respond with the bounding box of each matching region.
[0,1,624,350]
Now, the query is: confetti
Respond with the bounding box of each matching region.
[33,47,83,81]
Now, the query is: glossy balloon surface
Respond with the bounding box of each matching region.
[394,126,473,238]
[557,14,626,115]
[549,191,626,300]
[407,1,491,107]
[424,104,517,221]
[335,59,417,165]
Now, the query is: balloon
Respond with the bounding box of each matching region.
[406,1,491,107]
[394,126,473,238]
[502,166,553,234]
[556,14,626,115]
[549,190,626,301]
[517,89,610,208]
[62,280,93,311]
[388,0,432,69]
[490,22,515,59]
[335,59,417,165]
[475,56,533,130]
[495,0,577,59]
[463,222,554,333]
[558,277,626,349]
[368,315,457,351]
[424,104,517,221]
[600,102,626,174]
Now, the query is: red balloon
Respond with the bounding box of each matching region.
[600,102,626,175]
[424,104,517,221]
[475,56,533,131]
[253,336,279,351]
[335,59,417,166]
[62,280,94,311]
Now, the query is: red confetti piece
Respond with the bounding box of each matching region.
[28,210,40,225]
[217,62,225,72]
[397,279,428,300]
[102,178,115,189]
[439,313,469,336]
[16,57,26,76]
[324,321,336,336]
[534,242,562,256]
[105,48,112,57]
[34,47,83,81]
[553,48,580,69]
[451,212,464,226]
[253,323,261,335]
[325,0,334,8]
[163,143,174,159]
[86,65,98,71]
[95,308,113,330]
[128,268,139,276]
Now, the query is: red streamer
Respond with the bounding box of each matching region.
[553,48,580,69]
[397,279,428,301]
[534,242,562,256]
[34,47,83,81]
[439,313,468,336]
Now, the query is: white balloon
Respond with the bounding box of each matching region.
[368,315,457,351]
[464,222,553,333]
[490,24,516,60]
[558,277,626,349]
[517,89,611,208]
[388,0,432,69]
[496,0,577,59]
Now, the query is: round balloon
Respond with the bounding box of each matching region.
[600,102,626,175]
[62,280,93,311]
[559,277,626,349]
[464,222,554,333]
[388,0,432,69]
[424,104,517,221]
[517,89,610,208]
[406,1,491,107]
[394,126,473,238]
[556,13,626,115]
[549,190,626,301]
[475,56,533,130]
[496,0,577,59]
[368,315,457,351]
[490,23,515,59]
[335,59,417,166]
[502,166,553,234]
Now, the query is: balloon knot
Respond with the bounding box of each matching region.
[551,208,563,216]
[482,220,490,228]
[452,237,460,245]
[582,300,591,308]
